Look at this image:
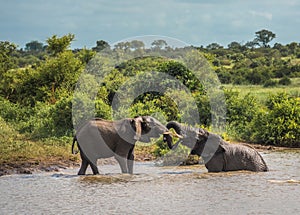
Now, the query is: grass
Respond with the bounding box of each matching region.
[0,117,78,174]
[223,78,300,102]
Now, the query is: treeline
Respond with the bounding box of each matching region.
[199,29,300,86]
[0,31,299,147]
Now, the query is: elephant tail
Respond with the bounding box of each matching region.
[72,136,79,154]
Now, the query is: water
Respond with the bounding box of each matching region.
[1,150,300,214]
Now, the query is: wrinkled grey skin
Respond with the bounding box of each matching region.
[164,121,268,172]
[73,116,171,175]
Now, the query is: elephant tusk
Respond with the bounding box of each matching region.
[163,131,183,139]
[173,133,184,139]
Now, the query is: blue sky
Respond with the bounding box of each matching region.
[1,0,300,48]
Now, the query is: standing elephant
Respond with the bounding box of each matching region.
[72,116,173,175]
[164,121,268,172]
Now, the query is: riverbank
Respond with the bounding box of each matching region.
[0,158,78,176]
[0,137,79,176]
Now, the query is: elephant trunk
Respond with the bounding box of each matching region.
[164,121,183,149]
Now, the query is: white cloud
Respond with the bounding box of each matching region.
[250,10,273,21]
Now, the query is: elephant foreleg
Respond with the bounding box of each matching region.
[115,155,128,173]
[127,147,135,174]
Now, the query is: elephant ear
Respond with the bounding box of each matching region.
[133,116,143,141]
[202,133,224,158]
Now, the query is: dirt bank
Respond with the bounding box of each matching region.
[0,159,79,176]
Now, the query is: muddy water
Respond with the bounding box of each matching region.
[1,150,300,214]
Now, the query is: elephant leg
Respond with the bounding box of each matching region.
[89,160,99,175]
[115,155,128,173]
[78,157,89,175]
[205,153,225,172]
[127,147,135,174]
[78,152,99,175]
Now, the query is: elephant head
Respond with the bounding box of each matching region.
[129,116,174,143]
[163,121,208,150]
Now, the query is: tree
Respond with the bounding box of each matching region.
[227,41,242,50]
[206,43,223,50]
[92,40,110,52]
[46,33,75,56]
[255,29,276,48]
[25,40,44,52]
[244,40,259,49]
[287,42,299,55]
[151,40,168,50]
[130,40,145,50]
[0,41,17,76]
[77,48,96,64]
[37,51,83,103]
[114,41,130,51]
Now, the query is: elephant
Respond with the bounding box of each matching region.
[163,121,269,172]
[72,116,175,175]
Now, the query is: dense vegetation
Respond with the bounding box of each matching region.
[0,29,299,168]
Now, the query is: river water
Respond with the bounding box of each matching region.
[1,149,300,215]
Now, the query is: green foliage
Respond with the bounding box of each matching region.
[76,48,96,64]
[95,99,112,119]
[0,115,76,166]
[250,93,300,146]
[278,76,292,85]
[25,40,44,52]
[0,97,27,123]
[0,41,17,76]
[158,60,203,92]
[254,29,276,48]
[92,40,110,52]
[46,33,75,56]
[263,79,278,87]
[226,91,300,147]
[36,51,83,103]
[225,90,259,140]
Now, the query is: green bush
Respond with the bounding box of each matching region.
[278,76,292,85]
[263,79,278,87]
[225,91,299,147]
[225,91,259,140]
[50,97,74,136]
[250,93,299,147]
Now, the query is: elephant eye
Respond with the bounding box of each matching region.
[142,122,149,128]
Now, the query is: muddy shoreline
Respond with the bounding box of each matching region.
[0,143,298,177]
[0,159,79,176]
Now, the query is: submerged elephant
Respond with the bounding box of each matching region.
[72,116,175,175]
[164,121,268,172]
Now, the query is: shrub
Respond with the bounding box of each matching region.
[278,76,292,85]
[250,93,300,147]
[263,79,278,87]
[220,59,231,66]
[225,90,259,140]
